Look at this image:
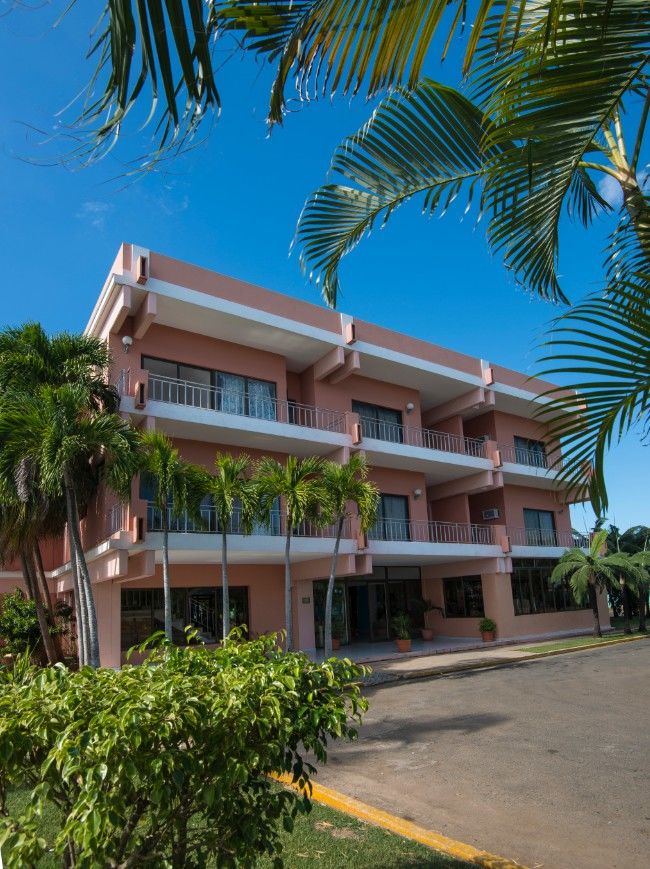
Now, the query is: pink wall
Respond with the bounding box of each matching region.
[367,466,429,523]
[311,373,422,425]
[502,485,571,533]
[468,489,506,527]
[428,494,470,525]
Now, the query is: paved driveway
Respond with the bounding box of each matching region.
[315,642,650,869]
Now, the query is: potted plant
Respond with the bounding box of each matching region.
[331,614,345,651]
[391,613,412,652]
[479,617,497,642]
[409,597,444,640]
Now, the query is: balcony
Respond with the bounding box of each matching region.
[359,416,486,458]
[368,518,495,546]
[146,504,352,540]
[499,444,560,470]
[507,527,590,550]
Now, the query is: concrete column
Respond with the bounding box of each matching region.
[294,579,316,654]
[94,580,122,669]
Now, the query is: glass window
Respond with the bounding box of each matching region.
[523,509,556,546]
[443,576,485,617]
[511,559,588,615]
[514,436,547,467]
[217,372,277,420]
[352,400,403,443]
[371,494,410,541]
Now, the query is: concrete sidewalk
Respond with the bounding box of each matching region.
[361,633,648,685]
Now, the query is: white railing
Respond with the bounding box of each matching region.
[146,373,346,433]
[116,368,130,396]
[368,518,495,546]
[106,503,128,536]
[189,599,217,638]
[507,527,590,548]
[146,504,351,540]
[499,444,563,470]
[358,416,486,458]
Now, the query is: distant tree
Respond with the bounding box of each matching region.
[255,456,324,650]
[140,430,207,643]
[551,530,646,637]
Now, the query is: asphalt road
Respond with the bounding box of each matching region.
[315,642,650,869]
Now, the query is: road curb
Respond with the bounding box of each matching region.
[275,773,528,868]
[366,633,649,687]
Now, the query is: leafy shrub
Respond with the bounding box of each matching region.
[391,612,412,640]
[0,590,41,655]
[479,617,497,633]
[0,632,366,867]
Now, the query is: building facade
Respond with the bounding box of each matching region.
[1,244,608,665]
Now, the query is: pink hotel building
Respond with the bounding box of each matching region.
[2,244,609,665]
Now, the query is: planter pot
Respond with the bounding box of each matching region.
[481,630,496,642]
[421,628,434,641]
[395,638,412,653]
[331,638,341,651]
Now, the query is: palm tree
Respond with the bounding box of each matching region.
[140,430,207,644]
[255,456,324,651]
[319,455,378,657]
[0,384,141,667]
[630,552,649,634]
[208,452,256,640]
[550,530,645,638]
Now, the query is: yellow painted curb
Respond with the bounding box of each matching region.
[273,773,528,869]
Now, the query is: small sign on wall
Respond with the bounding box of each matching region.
[301,596,311,605]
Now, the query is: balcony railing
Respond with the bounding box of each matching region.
[144,373,347,434]
[507,527,590,548]
[146,504,351,540]
[358,416,486,458]
[368,518,495,546]
[499,444,563,470]
[106,503,129,537]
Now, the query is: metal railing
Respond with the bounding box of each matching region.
[116,368,130,396]
[146,373,346,433]
[146,504,351,540]
[189,599,217,638]
[368,518,495,546]
[358,416,486,458]
[499,444,563,470]
[106,503,128,537]
[507,527,590,548]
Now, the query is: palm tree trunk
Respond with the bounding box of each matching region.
[638,588,648,633]
[284,521,293,651]
[64,471,100,667]
[32,542,64,663]
[73,546,89,667]
[621,579,632,634]
[588,582,601,638]
[324,516,345,658]
[20,550,57,665]
[162,504,172,643]
[221,529,230,640]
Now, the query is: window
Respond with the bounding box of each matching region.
[142,356,277,419]
[370,494,410,541]
[523,509,556,546]
[352,400,403,443]
[511,559,587,615]
[121,587,249,650]
[514,436,547,468]
[443,576,485,617]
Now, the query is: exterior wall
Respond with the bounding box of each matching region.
[368,467,429,523]
[310,372,422,426]
[428,494,470,525]
[501,485,571,534]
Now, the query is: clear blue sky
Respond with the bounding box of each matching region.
[0,3,647,532]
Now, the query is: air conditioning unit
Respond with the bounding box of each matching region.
[482,508,500,521]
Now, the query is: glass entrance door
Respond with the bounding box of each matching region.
[368,582,389,640]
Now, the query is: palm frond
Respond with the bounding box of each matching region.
[295,79,492,306]
[478,0,650,302]
[537,277,650,514]
[65,0,221,161]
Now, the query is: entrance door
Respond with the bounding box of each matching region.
[369,582,389,640]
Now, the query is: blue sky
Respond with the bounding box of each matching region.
[0,3,647,532]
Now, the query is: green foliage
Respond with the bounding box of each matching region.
[391,612,412,640]
[478,617,496,633]
[0,632,367,867]
[0,590,41,656]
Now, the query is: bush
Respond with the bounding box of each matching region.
[0,632,366,867]
[0,589,41,655]
[479,617,497,633]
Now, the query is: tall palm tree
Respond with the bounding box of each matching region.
[0,384,141,667]
[255,456,324,650]
[319,455,378,657]
[208,453,256,640]
[550,530,645,637]
[630,552,649,634]
[140,430,207,643]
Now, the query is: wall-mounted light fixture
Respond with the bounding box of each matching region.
[122,335,133,354]
[405,401,415,414]
[413,488,422,499]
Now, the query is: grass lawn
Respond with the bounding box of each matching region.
[522,617,648,654]
[6,786,474,868]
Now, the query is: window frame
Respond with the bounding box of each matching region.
[352,399,403,443]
